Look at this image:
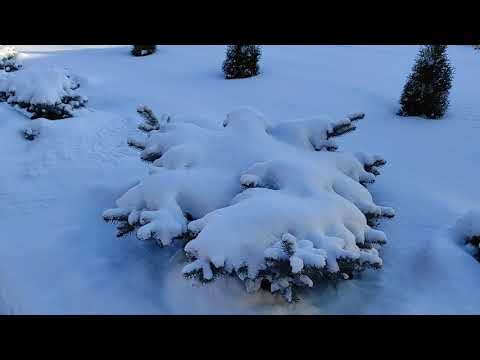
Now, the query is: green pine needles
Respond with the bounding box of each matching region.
[398,45,454,119]
[222,45,261,79]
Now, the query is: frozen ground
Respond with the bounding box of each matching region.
[1,45,479,314]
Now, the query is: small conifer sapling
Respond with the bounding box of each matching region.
[131,45,157,57]
[398,45,453,119]
[222,45,261,79]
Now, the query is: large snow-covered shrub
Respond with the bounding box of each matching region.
[455,210,480,260]
[103,107,394,302]
[0,67,87,120]
[0,46,22,72]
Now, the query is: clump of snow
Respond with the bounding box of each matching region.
[104,106,394,302]
[0,67,87,119]
[265,234,327,275]
[454,209,480,258]
[0,46,22,72]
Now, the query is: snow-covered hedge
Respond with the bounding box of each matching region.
[103,107,394,302]
[0,67,87,120]
[455,210,480,260]
[0,46,22,72]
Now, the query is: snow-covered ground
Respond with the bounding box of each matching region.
[1,45,479,314]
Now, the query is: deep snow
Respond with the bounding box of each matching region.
[1,45,479,314]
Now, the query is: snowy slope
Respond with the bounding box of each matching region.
[1,45,479,314]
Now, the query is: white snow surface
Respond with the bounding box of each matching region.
[1,45,480,314]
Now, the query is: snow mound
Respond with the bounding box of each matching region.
[0,46,22,72]
[104,106,394,301]
[0,67,87,119]
[454,209,480,258]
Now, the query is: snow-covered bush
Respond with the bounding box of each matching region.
[223,45,261,79]
[0,46,22,72]
[104,107,394,302]
[455,210,480,260]
[0,67,87,120]
[21,118,48,141]
[22,126,40,141]
[398,45,453,119]
[131,45,157,57]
